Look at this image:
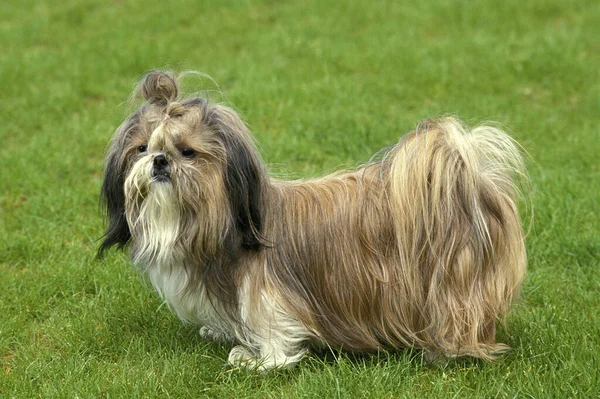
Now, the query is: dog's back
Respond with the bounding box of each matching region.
[259,117,527,360]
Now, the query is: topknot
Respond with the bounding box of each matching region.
[138,70,178,106]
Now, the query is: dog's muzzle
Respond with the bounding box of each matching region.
[152,154,171,182]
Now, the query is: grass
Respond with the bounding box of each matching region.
[1,0,598,397]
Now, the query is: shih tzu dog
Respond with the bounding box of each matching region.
[100,70,527,370]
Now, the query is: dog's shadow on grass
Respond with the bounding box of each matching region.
[102,303,229,358]
[215,345,490,383]
[306,345,486,371]
[104,304,491,378]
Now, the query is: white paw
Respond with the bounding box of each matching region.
[228,345,306,371]
[199,326,232,342]
[228,345,257,367]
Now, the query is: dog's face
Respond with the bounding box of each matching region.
[100,71,264,262]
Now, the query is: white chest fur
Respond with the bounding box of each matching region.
[127,183,233,337]
[145,261,230,336]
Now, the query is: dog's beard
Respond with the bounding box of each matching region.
[124,159,181,267]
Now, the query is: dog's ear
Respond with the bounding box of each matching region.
[137,70,178,106]
[206,105,264,250]
[98,114,139,256]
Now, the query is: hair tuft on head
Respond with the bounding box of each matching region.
[138,70,178,106]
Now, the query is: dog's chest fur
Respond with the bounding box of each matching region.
[145,258,230,335]
[130,186,231,335]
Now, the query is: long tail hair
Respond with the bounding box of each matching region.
[386,117,527,358]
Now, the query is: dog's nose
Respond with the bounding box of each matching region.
[153,154,169,170]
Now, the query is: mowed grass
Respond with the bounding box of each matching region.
[1,0,599,397]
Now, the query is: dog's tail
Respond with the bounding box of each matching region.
[386,116,527,360]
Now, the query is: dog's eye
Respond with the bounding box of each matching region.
[138,145,147,153]
[181,148,196,158]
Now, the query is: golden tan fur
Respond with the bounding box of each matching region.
[101,71,527,369]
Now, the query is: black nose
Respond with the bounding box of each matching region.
[153,154,169,170]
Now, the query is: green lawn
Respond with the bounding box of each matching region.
[1,0,599,397]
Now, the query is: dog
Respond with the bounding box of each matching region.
[100,70,527,370]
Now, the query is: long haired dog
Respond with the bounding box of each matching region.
[100,71,527,369]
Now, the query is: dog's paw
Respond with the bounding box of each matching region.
[423,349,447,365]
[228,345,258,368]
[199,326,233,342]
[228,344,306,371]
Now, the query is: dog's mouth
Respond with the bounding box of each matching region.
[151,170,171,183]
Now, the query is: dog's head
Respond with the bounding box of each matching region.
[99,71,265,261]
